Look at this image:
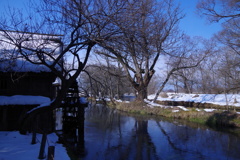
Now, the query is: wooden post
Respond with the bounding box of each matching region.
[31,131,37,144]
[31,121,37,144]
[38,133,47,159]
[1,108,7,130]
[47,146,55,160]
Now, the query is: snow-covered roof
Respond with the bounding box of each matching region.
[0,95,51,106]
[0,30,62,51]
[0,30,62,73]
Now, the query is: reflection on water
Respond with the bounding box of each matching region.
[81,104,240,160]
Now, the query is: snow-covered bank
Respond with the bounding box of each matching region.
[0,132,70,160]
[148,93,240,107]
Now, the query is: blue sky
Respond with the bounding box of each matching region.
[178,0,222,39]
[0,0,28,11]
[0,0,222,39]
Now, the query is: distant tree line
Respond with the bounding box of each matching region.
[78,59,134,100]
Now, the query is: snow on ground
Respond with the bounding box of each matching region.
[144,99,164,108]
[148,93,240,107]
[0,132,70,160]
[0,95,89,160]
[177,106,189,111]
[147,93,240,113]
[144,99,190,112]
[0,95,51,105]
[204,108,216,112]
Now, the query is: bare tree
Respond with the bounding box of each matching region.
[197,0,240,93]
[197,0,239,54]
[0,0,123,116]
[215,19,240,55]
[147,74,161,95]
[217,47,240,93]
[92,0,183,101]
[152,36,208,101]
[80,60,133,101]
[197,0,240,22]
[197,54,222,93]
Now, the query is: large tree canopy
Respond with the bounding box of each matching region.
[91,0,184,101]
[0,0,131,121]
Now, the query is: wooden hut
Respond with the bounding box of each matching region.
[0,59,57,132]
[0,60,56,98]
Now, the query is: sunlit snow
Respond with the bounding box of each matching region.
[0,132,69,160]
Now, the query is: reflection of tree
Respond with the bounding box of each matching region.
[156,121,180,151]
[135,120,158,160]
[85,104,125,132]
[155,121,208,159]
[84,106,240,160]
[155,121,240,159]
[85,105,159,160]
[117,119,159,160]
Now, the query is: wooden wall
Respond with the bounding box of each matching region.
[0,72,56,99]
[0,105,54,133]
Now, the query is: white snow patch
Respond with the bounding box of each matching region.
[204,109,216,112]
[115,99,123,103]
[52,77,61,86]
[177,106,189,111]
[115,99,131,103]
[148,93,240,107]
[144,99,164,107]
[0,131,70,160]
[104,98,111,101]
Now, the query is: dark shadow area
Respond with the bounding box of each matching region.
[206,111,239,128]
[0,105,54,134]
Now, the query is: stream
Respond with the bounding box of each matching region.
[67,104,240,160]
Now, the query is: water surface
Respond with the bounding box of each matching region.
[82,104,240,160]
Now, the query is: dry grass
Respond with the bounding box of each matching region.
[109,101,240,128]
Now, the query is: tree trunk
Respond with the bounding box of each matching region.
[153,72,173,102]
[135,85,148,101]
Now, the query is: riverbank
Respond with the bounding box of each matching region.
[107,93,240,129]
